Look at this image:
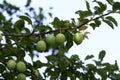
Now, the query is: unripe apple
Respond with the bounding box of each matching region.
[7,59,16,70]
[46,35,56,47]
[16,61,26,73]
[73,32,83,45]
[36,40,46,52]
[56,33,65,44]
[17,73,26,80]
[33,69,39,77]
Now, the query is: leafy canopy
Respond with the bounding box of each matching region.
[0,0,120,80]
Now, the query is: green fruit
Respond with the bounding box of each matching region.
[36,40,46,52]
[46,35,56,47]
[73,33,83,45]
[17,73,26,80]
[16,61,26,73]
[33,69,39,77]
[56,33,65,44]
[7,59,16,70]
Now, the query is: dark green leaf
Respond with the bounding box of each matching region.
[89,23,97,29]
[85,55,94,60]
[106,0,113,5]
[97,69,107,80]
[65,32,73,51]
[86,1,91,11]
[19,15,32,24]
[48,12,52,18]
[87,64,96,70]
[33,60,44,68]
[106,16,118,26]
[14,19,25,29]
[99,50,106,61]
[89,20,101,30]
[103,20,114,29]
[94,60,102,66]
[113,60,119,70]
[113,2,120,10]
[0,64,5,73]
[36,25,52,32]
[25,0,31,7]
[51,17,60,28]
[94,6,102,14]
[71,55,79,61]
[24,27,31,33]
[97,1,107,12]
[76,10,92,20]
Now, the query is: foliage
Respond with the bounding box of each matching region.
[0,0,120,80]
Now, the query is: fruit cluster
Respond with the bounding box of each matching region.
[36,32,83,52]
[7,59,26,80]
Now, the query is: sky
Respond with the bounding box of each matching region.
[3,0,120,79]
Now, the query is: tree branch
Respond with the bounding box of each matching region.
[2,11,113,37]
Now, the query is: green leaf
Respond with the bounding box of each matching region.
[106,0,113,5]
[113,60,119,70]
[65,32,73,51]
[0,64,5,73]
[25,0,31,7]
[86,64,96,70]
[33,60,44,68]
[97,69,107,80]
[99,50,106,61]
[79,25,88,30]
[13,19,25,33]
[51,17,60,28]
[14,19,25,29]
[95,20,101,27]
[113,2,120,11]
[89,20,101,29]
[86,1,91,11]
[59,60,66,71]
[48,12,52,18]
[97,1,107,12]
[106,16,118,26]
[94,6,102,14]
[94,60,102,66]
[103,20,114,29]
[19,15,32,24]
[76,10,92,20]
[85,55,94,60]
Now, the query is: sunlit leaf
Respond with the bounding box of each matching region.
[83,31,90,39]
[79,25,88,30]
